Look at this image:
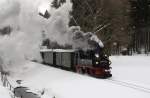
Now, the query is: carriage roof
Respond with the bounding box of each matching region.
[40,49,76,53]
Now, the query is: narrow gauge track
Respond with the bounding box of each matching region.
[106,79,150,94]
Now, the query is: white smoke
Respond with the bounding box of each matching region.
[42,0,72,45]
[0,0,59,74]
[0,0,103,74]
[41,0,103,49]
[0,0,20,23]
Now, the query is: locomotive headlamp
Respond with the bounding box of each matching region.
[104,54,108,57]
[95,54,99,58]
[96,62,99,65]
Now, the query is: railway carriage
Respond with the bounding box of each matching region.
[40,49,77,70]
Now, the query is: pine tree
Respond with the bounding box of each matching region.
[51,0,66,9]
[51,0,59,8]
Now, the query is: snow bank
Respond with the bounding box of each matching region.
[0,86,11,98]
[0,79,11,98]
[9,60,150,98]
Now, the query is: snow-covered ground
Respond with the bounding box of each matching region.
[0,74,11,98]
[0,86,11,98]
[0,56,150,98]
[2,56,148,98]
[110,56,150,88]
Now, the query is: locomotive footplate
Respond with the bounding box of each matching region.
[76,65,112,78]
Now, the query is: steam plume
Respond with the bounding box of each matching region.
[0,0,103,74]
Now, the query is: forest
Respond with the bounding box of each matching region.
[70,0,150,55]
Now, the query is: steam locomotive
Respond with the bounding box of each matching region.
[38,6,112,78]
[40,47,112,78]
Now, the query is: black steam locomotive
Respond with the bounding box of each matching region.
[40,47,112,78]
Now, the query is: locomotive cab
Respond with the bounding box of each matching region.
[76,48,112,78]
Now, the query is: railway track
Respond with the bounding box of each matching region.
[106,78,150,94]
